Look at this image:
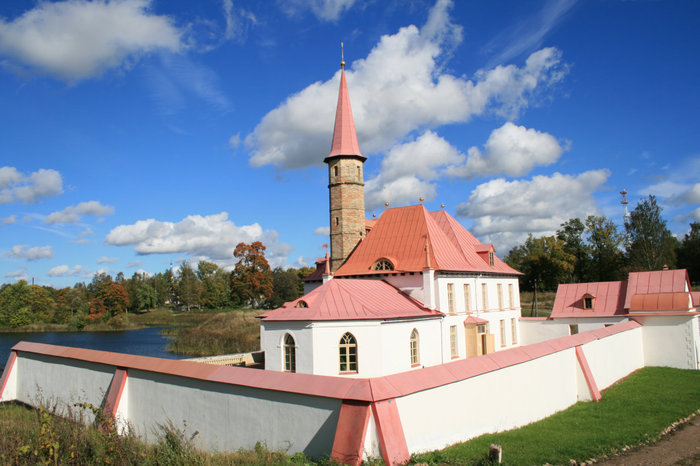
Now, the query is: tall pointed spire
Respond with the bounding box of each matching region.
[325,49,367,272]
[325,53,364,162]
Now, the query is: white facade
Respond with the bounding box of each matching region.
[261,271,522,378]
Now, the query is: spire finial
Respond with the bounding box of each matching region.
[340,42,345,69]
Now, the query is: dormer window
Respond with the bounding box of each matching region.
[582,294,594,310]
[489,252,494,266]
[372,258,394,271]
[295,300,308,308]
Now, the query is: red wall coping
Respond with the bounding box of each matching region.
[11,320,642,403]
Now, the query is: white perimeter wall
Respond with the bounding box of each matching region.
[395,324,644,455]
[520,318,628,345]
[635,315,700,370]
[125,369,341,456]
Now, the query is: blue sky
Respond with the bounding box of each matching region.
[1,0,699,288]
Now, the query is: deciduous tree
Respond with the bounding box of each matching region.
[585,215,625,281]
[231,241,273,308]
[676,222,700,284]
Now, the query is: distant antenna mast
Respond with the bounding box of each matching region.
[620,189,630,222]
[340,42,345,69]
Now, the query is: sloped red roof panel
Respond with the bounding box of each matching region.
[624,269,690,309]
[261,279,442,321]
[551,281,627,318]
[334,206,520,276]
[629,292,693,312]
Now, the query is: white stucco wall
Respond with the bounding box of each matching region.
[385,273,424,304]
[11,353,115,421]
[520,318,629,345]
[396,348,579,454]
[578,326,644,390]
[260,321,313,373]
[636,315,700,370]
[125,369,341,456]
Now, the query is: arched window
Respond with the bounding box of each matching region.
[339,332,358,373]
[372,258,394,271]
[295,300,308,308]
[410,329,420,366]
[283,333,296,373]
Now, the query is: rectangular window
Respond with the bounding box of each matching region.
[569,324,579,335]
[497,284,503,310]
[508,284,514,309]
[500,320,506,347]
[447,283,455,314]
[481,283,488,311]
[463,284,471,313]
[450,325,458,358]
[511,318,517,344]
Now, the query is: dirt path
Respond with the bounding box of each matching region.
[598,416,700,465]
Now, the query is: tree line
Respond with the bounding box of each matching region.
[504,195,700,291]
[0,241,312,329]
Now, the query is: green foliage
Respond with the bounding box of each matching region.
[677,222,700,284]
[626,195,678,271]
[504,235,574,291]
[412,367,700,465]
[584,215,626,281]
[267,267,303,309]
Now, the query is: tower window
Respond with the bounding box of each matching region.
[339,332,358,373]
[335,217,339,226]
[372,258,394,271]
[334,166,339,177]
[356,166,361,180]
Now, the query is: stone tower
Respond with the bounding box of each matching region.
[324,60,366,272]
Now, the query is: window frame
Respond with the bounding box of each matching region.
[283,333,296,373]
[449,325,458,358]
[447,283,455,314]
[481,283,489,311]
[339,332,358,374]
[410,329,420,366]
[463,283,471,313]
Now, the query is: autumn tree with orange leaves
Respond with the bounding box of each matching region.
[230,241,273,308]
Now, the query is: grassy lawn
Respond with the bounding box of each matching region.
[412,367,700,465]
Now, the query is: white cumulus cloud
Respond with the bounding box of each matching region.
[0,167,63,204]
[450,122,565,179]
[0,0,182,81]
[7,244,54,261]
[245,0,567,170]
[313,226,330,236]
[456,169,610,254]
[105,212,293,268]
[45,200,115,224]
[47,264,92,278]
[5,268,29,282]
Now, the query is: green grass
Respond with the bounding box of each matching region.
[166,310,261,357]
[412,367,700,465]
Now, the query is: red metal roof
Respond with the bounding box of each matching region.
[629,292,693,312]
[259,278,442,322]
[693,291,700,307]
[334,205,520,276]
[624,269,690,309]
[325,68,364,162]
[551,281,628,318]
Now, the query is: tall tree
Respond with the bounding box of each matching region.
[676,222,700,283]
[196,261,231,309]
[504,235,575,291]
[585,215,625,281]
[267,267,303,309]
[556,218,589,283]
[177,261,201,311]
[625,195,678,271]
[231,241,273,308]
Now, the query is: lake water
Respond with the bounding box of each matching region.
[0,327,187,369]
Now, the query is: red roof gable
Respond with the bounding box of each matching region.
[624,269,690,309]
[259,279,442,322]
[551,281,628,318]
[334,205,520,276]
